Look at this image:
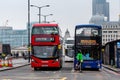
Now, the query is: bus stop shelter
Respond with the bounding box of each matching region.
[103,39,120,68]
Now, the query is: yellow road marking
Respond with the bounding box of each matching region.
[60,77,67,80]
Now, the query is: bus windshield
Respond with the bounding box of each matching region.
[32,27,59,35]
[76,28,100,36]
[65,40,74,44]
[66,49,74,58]
[32,46,58,58]
[82,49,100,60]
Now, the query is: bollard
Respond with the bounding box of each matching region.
[2,60,5,67]
[8,58,13,67]
[4,59,8,67]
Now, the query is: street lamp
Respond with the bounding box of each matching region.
[28,0,30,63]
[46,20,55,23]
[31,5,50,23]
[41,14,53,23]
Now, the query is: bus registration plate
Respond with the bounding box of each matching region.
[41,65,48,67]
[85,66,91,68]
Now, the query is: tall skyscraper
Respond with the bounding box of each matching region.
[92,0,109,21]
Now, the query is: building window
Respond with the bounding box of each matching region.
[113,35,115,37]
[113,31,117,33]
[103,39,105,41]
[108,31,112,33]
[116,35,118,37]
[106,39,107,41]
[111,26,113,28]
[103,31,107,33]
[108,39,110,41]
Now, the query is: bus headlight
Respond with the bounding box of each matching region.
[58,45,61,49]
[98,63,100,67]
[55,59,59,61]
[31,59,35,62]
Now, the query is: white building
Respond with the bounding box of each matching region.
[89,14,120,46]
[64,29,71,40]
[102,21,120,45]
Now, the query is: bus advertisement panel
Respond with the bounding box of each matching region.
[74,24,102,70]
[31,23,63,70]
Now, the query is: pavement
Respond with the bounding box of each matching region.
[102,64,120,73]
[0,58,30,71]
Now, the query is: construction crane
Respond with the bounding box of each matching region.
[4,20,8,27]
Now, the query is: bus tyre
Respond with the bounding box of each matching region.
[60,61,63,69]
[34,68,38,71]
[96,68,99,71]
[60,65,62,69]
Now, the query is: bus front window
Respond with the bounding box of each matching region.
[82,50,100,60]
[65,40,74,44]
[33,46,58,58]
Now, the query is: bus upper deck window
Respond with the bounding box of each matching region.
[92,30,98,36]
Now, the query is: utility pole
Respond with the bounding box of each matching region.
[31,5,50,23]
[5,20,8,27]
[28,0,30,63]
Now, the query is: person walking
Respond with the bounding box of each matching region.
[1,53,6,60]
[76,50,83,72]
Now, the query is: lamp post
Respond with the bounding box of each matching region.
[41,14,53,23]
[28,0,30,63]
[31,5,50,23]
[47,20,56,23]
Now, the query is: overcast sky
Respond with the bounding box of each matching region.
[0,0,119,36]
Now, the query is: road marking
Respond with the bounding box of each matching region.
[18,76,68,80]
[60,77,67,80]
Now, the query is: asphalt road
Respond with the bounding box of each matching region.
[0,62,120,80]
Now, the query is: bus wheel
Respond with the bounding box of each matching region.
[34,68,38,71]
[96,68,99,71]
[59,64,62,69]
[60,64,62,68]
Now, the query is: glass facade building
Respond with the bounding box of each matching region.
[0,21,51,48]
[92,0,109,21]
[0,26,28,48]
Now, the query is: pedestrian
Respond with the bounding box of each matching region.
[76,50,83,72]
[0,53,2,59]
[16,52,19,58]
[1,53,6,60]
[22,52,25,57]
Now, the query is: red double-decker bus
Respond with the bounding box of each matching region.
[31,23,63,70]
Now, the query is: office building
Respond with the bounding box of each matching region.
[102,21,120,45]
[92,0,109,21]
[0,26,28,48]
[89,14,106,25]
